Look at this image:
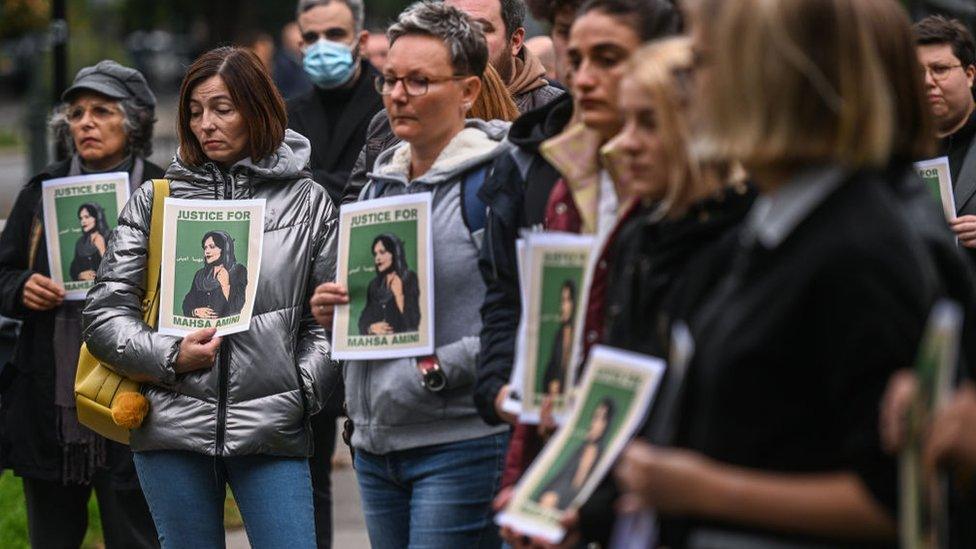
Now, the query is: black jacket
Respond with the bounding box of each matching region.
[662,169,937,547]
[575,185,756,545]
[473,93,575,425]
[0,158,165,483]
[287,60,383,206]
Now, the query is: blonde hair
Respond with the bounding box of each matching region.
[609,37,733,219]
[470,63,521,122]
[691,0,913,170]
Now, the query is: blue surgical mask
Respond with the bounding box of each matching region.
[303,39,357,89]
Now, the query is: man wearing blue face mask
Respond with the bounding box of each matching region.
[287,0,383,208]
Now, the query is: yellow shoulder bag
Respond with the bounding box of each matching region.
[75,179,169,444]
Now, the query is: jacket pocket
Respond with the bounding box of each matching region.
[368,358,445,425]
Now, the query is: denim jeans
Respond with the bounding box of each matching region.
[355,432,508,549]
[133,450,315,549]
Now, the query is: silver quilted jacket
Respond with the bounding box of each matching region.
[82,130,340,457]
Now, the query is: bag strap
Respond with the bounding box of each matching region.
[141,179,170,321]
[460,165,490,244]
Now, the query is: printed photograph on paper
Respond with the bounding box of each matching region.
[157,198,265,337]
[497,346,666,543]
[41,172,130,300]
[332,193,434,360]
[914,156,957,221]
[503,238,529,416]
[516,233,595,424]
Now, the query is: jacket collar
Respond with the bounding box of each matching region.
[370,119,510,187]
[745,164,846,250]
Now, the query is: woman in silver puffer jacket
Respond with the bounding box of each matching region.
[82,47,338,548]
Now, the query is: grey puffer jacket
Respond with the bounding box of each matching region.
[83,130,340,457]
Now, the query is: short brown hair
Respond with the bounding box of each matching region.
[177,47,286,167]
[914,15,976,69]
[691,0,914,169]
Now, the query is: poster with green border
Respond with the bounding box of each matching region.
[497,345,665,543]
[332,193,434,360]
[41,172,130,300]
[914,156,956,221]
[900,300,961,549]
[157,198,265,337]
[515,232,594,424]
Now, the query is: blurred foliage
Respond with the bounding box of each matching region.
[0,0,51,38]
[0,470,246,546]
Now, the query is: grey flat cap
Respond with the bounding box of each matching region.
[62,60,156,111]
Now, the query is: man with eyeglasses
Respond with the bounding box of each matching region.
[915,16,976,255]
[287,0,383,208]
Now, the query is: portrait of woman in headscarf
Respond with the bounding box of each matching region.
[535,397,617,509]
[181,230,248,319]
[69,202,111,281]
[541,279,577,398]
[358,233,420,336]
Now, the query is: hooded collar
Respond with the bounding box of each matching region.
[508,47,549,98]
[370,119,510,186]
[165,129,312,186]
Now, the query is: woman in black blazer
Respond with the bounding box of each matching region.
[612,0,946,546]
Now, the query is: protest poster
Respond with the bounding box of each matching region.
[157,198,265,337]
[515,232,595,424]
[900,300,961,549]
[41,172,130,300]
[332,193,434,360]
[497,345,666,543]
[914,157,957,221]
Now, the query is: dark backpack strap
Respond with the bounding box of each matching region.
[460,165,490,236]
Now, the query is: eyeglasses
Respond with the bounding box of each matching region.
[66,104,121,125]
[921,63,964,81]
[374,74,467,97]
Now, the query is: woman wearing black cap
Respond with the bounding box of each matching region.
[0,60,161,548]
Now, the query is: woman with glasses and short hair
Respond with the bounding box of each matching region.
[310,2,511,546]
[0,60,160,548]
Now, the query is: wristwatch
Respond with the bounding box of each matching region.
[417,355,447,392]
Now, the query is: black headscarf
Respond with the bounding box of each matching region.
[78,202,110,239]
[194,230,238,292]
[372,233,409,278]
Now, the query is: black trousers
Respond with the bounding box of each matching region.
[21,471,158,548]
[309,409,339,549]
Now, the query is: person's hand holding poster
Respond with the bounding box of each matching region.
[496,345,666,543]
[515,232,595,424]
[41,172,130,299]
[332,193,434,360]
[157,198,265,337]
[914,157,957,221]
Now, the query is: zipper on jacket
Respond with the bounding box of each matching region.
[214,168,233,455]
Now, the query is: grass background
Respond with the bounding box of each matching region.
[0,471,243,547]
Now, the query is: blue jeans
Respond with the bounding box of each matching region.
[133,450,315,549]
[355,432,508,549]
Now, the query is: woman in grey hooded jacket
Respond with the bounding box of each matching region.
[310,3,510,547]
[82,47,339,548]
